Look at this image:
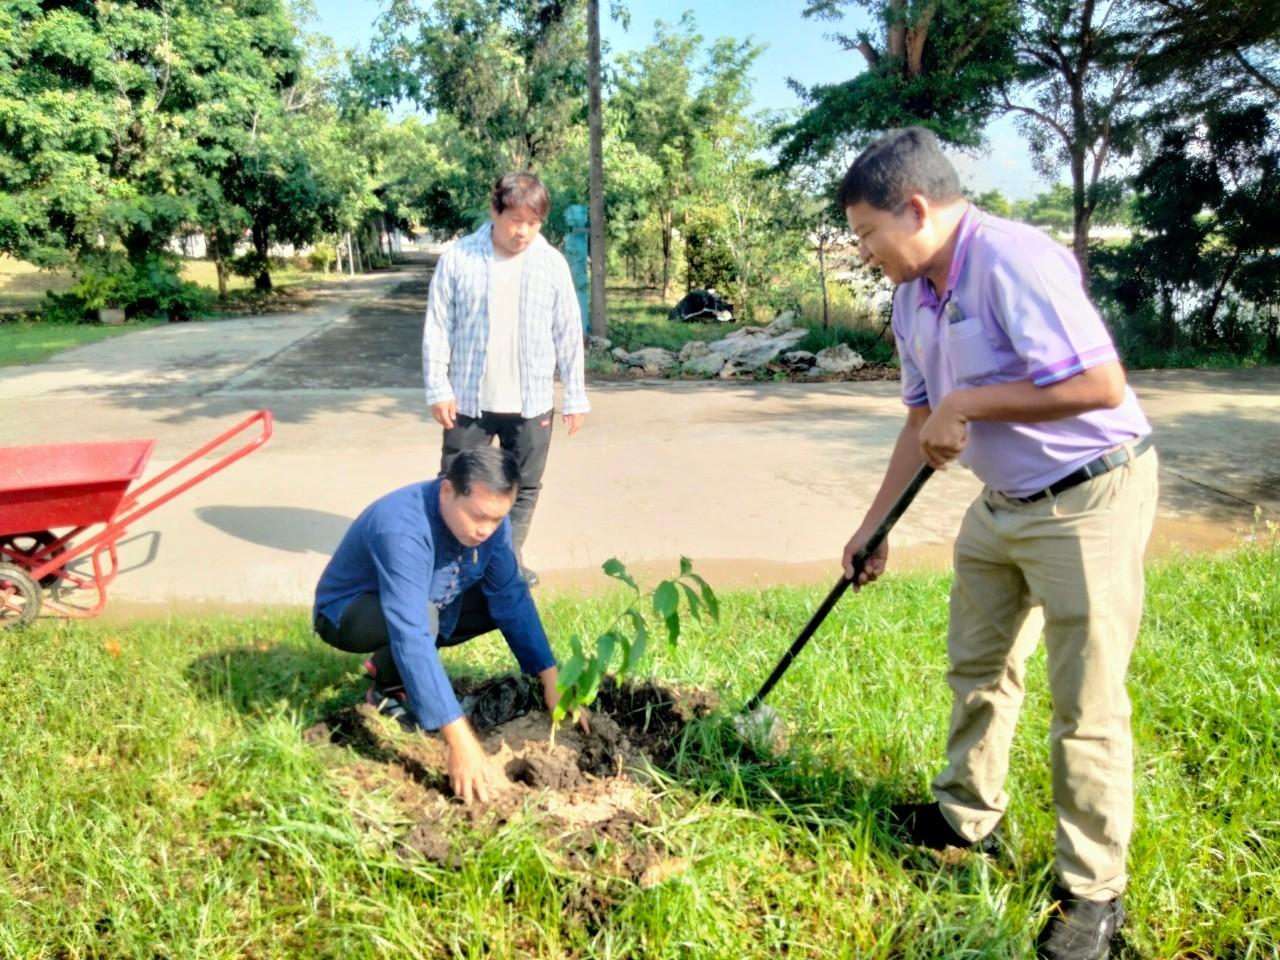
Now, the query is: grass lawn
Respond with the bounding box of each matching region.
[0,317,164,367]
[1,542,1277,957]
[0,256,351,367]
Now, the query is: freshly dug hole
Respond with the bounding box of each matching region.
[304,676,717,875]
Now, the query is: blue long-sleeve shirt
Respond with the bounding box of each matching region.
[313,479,556,730]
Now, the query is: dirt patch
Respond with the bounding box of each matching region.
[303,677,717,879]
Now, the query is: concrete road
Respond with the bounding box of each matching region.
[3,257,1277,611]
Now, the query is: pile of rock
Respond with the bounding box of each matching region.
[598,310,867,379]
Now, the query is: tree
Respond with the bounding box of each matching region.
[358,0,587,173]
[611,15,761,298]
[586,0,607,336]
[771,0,1020,169]
[0,0,340,303]
[1095,105,1280,354]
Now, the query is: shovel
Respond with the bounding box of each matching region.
[734,463,935,749]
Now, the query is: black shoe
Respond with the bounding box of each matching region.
[1035,885,1125,960]
[885,801,999,854]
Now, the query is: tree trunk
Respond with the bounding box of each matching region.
[251,221,272,292]
[1201,251,1242,341]
[818,236,829,329]
[587,0,608,338]
[660,210,672,300]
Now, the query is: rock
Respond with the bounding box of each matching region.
[587,335,612,354]
[678,340,711,362]
[705,327,808,371]
[718,362,739,379]
[611,346,677,374]
[814,343,866,374]
[764,310,798,335]
[682,352,725,376]
[779,350,816,371]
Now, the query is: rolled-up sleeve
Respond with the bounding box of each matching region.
[369,531,464,730]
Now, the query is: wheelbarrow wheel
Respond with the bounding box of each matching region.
[0,562,41,629]
[0,531,63,587]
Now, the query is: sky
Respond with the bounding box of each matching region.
[308,0,1046,200]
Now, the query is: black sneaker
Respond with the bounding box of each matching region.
[1035,885,1125,960]
[885,801,999,855]
[365,683,419,732]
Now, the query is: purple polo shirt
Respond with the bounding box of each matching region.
[893,206,1151,498]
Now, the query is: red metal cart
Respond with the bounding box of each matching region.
[0,410,273,628]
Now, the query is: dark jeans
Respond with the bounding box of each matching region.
[440,409,553,555]
[315,586,497,690]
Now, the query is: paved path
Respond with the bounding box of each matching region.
[3,256,1277,611]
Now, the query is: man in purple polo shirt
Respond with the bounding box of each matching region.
[838,128,1157,959]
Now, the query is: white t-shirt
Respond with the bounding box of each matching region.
[479,248,525,413]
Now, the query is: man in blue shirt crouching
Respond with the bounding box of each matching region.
[314,446,576,804]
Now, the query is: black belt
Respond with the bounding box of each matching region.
[1012,434,1155,503]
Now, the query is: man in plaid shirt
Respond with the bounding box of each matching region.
[422,172,590,586]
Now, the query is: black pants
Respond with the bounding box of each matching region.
[315,586,496,690]
[440,409,553,555]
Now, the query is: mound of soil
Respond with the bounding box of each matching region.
[303,677,718,879]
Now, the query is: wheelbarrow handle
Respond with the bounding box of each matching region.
[742,462,935,713]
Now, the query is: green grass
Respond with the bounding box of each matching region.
[2,541,1277,957]
[0,317,164,367]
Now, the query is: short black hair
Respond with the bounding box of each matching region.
[836,127,962,212]
[445,447,520,498]
[492,171,551,220]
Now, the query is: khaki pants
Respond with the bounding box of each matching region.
[932,446,1158,900]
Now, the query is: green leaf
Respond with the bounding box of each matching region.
[625,629,648,673]
[679,556,693,577]
[678,581,702,619]
[664,611,680,646]
[653,580,679,618]
[595,631,618,671]
[558,647,585,692]
[579,660,603,705]
[688,572,720,621]
[602,557,638,591]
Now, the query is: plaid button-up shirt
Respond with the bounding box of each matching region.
[422,224,590,418]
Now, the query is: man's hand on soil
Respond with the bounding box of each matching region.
[563,413,586,436]
[431,400,458,430]
[441,718,490,805]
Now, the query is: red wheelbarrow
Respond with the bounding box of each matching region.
[0,410,273,628]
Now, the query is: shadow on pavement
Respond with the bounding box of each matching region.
[196,505,351,554]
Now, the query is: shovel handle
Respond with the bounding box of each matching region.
[742,463,934,713]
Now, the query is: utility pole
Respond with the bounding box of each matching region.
[587,0,607,338]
